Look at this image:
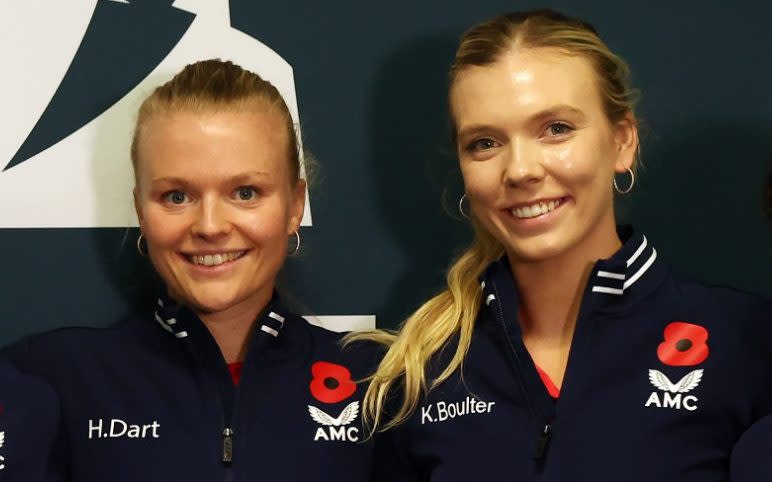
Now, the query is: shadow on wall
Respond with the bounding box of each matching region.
[632,120,772,298]
[90,111,160,316]
[765,156,772,222]
[367,33,472,329]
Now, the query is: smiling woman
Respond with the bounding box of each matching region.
[353,9,772,482]
[3,59,377,482]
[132,72,305,361]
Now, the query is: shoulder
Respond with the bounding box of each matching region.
[667,269,771,323]
[663,276,772,336]
[296,316,385,376]
[1,315,158,376]
[0,362,58,412]
[0,362,60,462]
[648,268,771,329]
[671,275,771,315]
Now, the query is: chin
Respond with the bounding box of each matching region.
[184,289,243,314]
[505,232,573,263]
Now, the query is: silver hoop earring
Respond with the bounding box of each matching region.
[136,233,146,257]
[289,230,301,255]
[458,194,470,219]
[614,168,635,194]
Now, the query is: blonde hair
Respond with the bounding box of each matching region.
[348,9,640,433]
[130,58,301,185]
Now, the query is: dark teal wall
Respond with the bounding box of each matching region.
[0,0,769,345]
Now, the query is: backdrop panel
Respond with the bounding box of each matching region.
[0,0,769,346]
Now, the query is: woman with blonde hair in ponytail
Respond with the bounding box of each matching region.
[355,9,772,481]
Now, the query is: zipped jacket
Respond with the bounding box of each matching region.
[375,228,772,481]
[5,294,377,482]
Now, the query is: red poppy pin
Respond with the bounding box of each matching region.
[657,321,709,366]
[310,361,357,404]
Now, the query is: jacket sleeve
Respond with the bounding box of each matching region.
[731,414,772,482]
[0,363,67,482]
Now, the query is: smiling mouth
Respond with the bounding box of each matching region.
[510,197,567,219]
[186,251,247,267]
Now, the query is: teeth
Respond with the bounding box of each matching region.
[511,198,563,219]
[190,251,244,267]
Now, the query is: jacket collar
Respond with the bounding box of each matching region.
[479,226,669,319]
[153,292,289,342]
[588,225,662,299]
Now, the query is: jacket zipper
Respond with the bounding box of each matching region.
[488,280,555,461]
[222,427,234,463]
[218,385,237,482]
[533,423,553,460]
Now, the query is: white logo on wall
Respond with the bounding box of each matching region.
[0,0,375,333]
[644,369,703,411]
[0,0,311,228]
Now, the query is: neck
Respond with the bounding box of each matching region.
[194,288,273,364]
[510,222,621,344]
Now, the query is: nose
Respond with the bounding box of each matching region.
[191,195,231,240]
[503,137,545,187]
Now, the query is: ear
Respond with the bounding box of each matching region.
[287,178,307,234]
[613,112,639,173]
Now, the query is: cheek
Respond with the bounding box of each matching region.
[142,207,187,250]
[460,161,501,202]
[542,143,611,190]
[235,201,291,244]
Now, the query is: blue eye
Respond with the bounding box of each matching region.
[166,191,186,204]
[546,122,573,136]
[468,138,499,152]
[236,187,256,200]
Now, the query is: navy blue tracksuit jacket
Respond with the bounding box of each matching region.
[4,295,377,481]
[0,363,59,482]
[375,228,772,481]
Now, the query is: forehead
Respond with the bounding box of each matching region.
[451,47,604,128]
[136,109,289,180]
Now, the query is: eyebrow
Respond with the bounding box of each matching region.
[529,105,586,124]
[150,171,271,186]
[456,104,586,140]
[227,171,272,184]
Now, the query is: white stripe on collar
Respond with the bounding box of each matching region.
[591,236,657,296]
[597,271,626,280]
[626,235,648,267]
[623,248,657,290]
[259,311,286,337]
[154,312,174,333]
[154,299,189,339]
[261,325,280,337]
[268,311,285,324]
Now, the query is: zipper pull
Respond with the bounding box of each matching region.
[533,423,552,460]
[222,428,234,463]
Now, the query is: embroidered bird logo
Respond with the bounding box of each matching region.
[308,401,360,427]
[648,369,703,393]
